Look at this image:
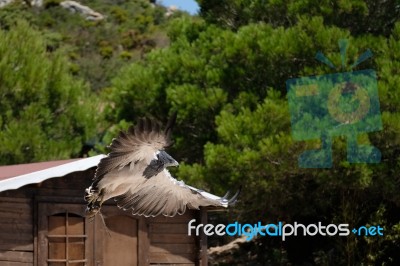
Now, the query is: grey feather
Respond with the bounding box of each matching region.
[85,114,239,218]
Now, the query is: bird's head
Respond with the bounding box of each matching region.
[157,150,179,168]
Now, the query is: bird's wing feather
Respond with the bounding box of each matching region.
[95,118,173,180]
[115,169,229,217]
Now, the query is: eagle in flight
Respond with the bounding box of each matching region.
[85,114,239,217]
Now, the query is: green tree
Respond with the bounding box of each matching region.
[106,16,347,161]
[0,0,173,91]
[197,0,400,36]
[0,21,99,165]
[106,13,400,264]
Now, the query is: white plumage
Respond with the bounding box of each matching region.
[85,114,239,217]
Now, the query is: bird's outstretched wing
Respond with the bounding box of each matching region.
[115,169,240,217]
[94,115,176,180]
[86,113,240,218]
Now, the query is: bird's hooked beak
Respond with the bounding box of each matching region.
[169,159,179,167]
[158,150,179,168]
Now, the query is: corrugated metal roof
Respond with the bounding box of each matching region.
[0,155,105,192]
[0,155,224,204]
[0,158,78,180]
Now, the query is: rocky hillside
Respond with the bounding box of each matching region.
[0,0,183,91]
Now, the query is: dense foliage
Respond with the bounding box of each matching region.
[1,0,399,264]
[198,0,400,36]
[0,0,172,90]
[0,21,98,164]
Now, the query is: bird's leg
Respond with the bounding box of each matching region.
[85,185,98,203]
[85,188,105,218]
[85,189,111,237]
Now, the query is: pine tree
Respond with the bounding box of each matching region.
[0,21,98,164]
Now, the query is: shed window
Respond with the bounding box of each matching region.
[38,203,93,266]
[47,212,86,266]
[37,202,155,265]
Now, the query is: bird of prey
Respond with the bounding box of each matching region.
[85,114,239,217]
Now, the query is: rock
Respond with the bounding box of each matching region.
[165,5,177,17]
[0,0,42,8]
[0,0,14,8]
[31,0,42,7]
[60,1,104,21]
[208,234,248,256]
[208,234,249,264]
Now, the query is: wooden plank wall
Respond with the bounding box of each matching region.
[0,170,93,266]
[0,197,33,265]
[147,211,199,266]
[0,169,205,266]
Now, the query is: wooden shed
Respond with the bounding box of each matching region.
[0,155,209,266]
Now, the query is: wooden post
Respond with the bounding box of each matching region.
[138,217,150,266]
[200,208,208,266]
